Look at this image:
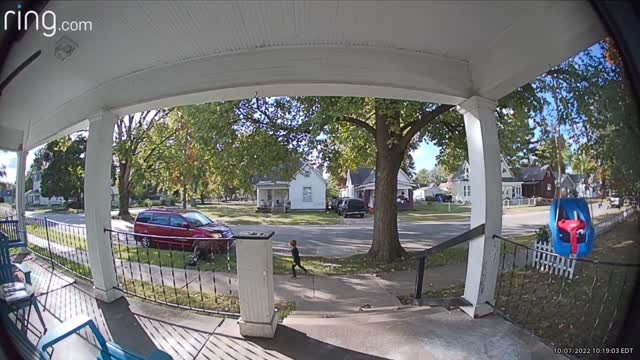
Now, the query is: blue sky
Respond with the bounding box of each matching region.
[411,142,439,171]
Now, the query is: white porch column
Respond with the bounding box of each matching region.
[15,149,28,252]
[84,111,122,302]
[236,236,278,338]
[256,188,261,208]
[457,96,502,318]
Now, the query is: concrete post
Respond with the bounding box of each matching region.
[15,150,28,253]
[236,237,278,338]
[457,96,502,318]
[84,111,122,303]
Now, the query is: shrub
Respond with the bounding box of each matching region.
[143,199,153,208]
[535,225,551,243]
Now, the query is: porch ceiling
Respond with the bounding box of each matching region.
[0,1,604,150]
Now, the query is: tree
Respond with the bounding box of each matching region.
[326,176,340,200]
[436,84,541,174]
[0,165,5,179]
[140,101,300,207]
[113,108,173,217]
[414,169,430,186]
[428,166,448,185]
[297,97,457,261]
[39,135,87,206]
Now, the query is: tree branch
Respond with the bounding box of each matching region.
[399,104,454,149]
[336,116,376,138]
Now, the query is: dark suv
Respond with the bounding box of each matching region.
[337,198,366,218]
[133,208,234,252]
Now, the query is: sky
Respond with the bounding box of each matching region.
[0,150,37,184]
[411,142,439,171]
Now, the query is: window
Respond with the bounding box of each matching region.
[303,170,311,177]
[150,213,170,226]
[136,212,152,223]
[547,183,552,191]
[170,215,188,228]
[464,185,471,197]
[183,212,213,227]
[303,187,312,202]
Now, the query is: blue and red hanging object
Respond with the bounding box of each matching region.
[549,198,595,258]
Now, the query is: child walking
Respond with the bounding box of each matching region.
[289,240,308,278]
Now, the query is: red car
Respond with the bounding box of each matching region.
[133,208,234,252]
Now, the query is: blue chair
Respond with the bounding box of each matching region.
[549,198,595,258]
[0,310,171,360]
[0,219,27,248]
[1,231,45,332]
[37,315,172,360]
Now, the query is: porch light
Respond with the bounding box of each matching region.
[54,36,78,62]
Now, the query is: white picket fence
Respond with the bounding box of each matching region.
[531,240,576,279]
[503,197,536,208]
[594,207,637,235]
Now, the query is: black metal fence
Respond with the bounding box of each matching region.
[493,234,639,358]
[24,216,92,281]
[106,229,239,316]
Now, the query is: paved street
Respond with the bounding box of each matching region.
[23,203,622,257]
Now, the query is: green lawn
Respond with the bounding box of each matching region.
[0,203,12,208]
[397,202,470,223]
[111,244,468,276]
[26,224,88,250]
[197,204,344,225]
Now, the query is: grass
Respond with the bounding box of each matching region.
[197,204,343,225]
[397,202,470,223]
[27,218,470,276]
[26,223,87,250]
[119,279,295,321]
[0,203,12,208]
[28,243,93,279]
[111,245,469,276]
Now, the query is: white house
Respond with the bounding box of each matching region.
[254,162,326,212]
[341,168,416,210]
[450,157,522,203]
[25,169,64,206]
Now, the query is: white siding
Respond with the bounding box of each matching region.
[289,165,326,210]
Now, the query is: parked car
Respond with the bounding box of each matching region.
[133,208,234,252]
[337,198,366,218]
[329,197,342,211]
[609,194,622,209]
[433,193,453,203]
[334,197,348,213]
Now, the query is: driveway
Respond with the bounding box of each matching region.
[24,204,623,257]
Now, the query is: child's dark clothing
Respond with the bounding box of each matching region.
[291,246,307,277]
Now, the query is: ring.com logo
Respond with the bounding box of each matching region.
[3,3,93,38]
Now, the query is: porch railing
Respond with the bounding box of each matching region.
[24,216,92,282]
[105,229,240,316]
[413,224,485,307]
[493,234,640,354]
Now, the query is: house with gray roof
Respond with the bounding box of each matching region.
[516,165,555,198]
[450,157,523,203]
[341,168,416,210]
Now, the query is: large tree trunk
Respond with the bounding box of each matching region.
[368,103,408,262]
[182,182,188,209]
[118,162,131,217]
